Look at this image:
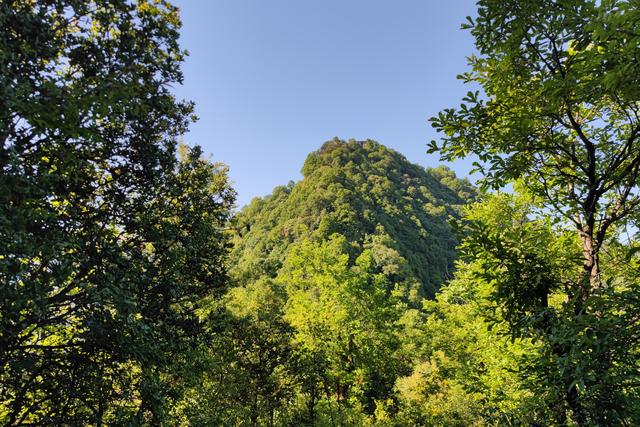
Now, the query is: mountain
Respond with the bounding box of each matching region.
[230,139,475,297]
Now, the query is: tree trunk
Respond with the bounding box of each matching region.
[567,383,587,427]
[580,231,601,292]
[561,224,602,426]
[307,383,317,423]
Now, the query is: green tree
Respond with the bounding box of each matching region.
[278,235,405,424]
[431,0,640,291]
[394,200,538,426]
[0,1,234,424]
[458,194,640,425]
[430,0,640,423]
[173,279,297,427]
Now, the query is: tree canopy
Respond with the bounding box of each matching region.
[430,0,640,423]
[0,1,234,424]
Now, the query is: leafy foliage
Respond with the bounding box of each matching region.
[0,1,234,424]
[430,0,640,423]
[452,194,640,425]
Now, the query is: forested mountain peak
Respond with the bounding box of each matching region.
[231,138,475,296]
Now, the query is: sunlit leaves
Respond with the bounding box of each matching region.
[0,1,234,424]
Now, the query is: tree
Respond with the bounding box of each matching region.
[0,1,234,424]
[458,193,640,425]
[173,279,297,427]
[394,199,539,426]
[278,235,404,423]
[430,0,640,293]
[429,1,640,423]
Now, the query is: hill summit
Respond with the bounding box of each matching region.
[231,138,475,296]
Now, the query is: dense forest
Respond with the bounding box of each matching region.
[231,139,476,298]
[2,0,640,426]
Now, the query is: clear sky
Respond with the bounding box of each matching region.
[172,0,478,207]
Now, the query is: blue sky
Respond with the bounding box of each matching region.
[172,0,478,207]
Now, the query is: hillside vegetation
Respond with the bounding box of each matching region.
[174,141,536,426]
[231,138,475,297]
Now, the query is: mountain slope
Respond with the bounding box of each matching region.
[230,138,475,297]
